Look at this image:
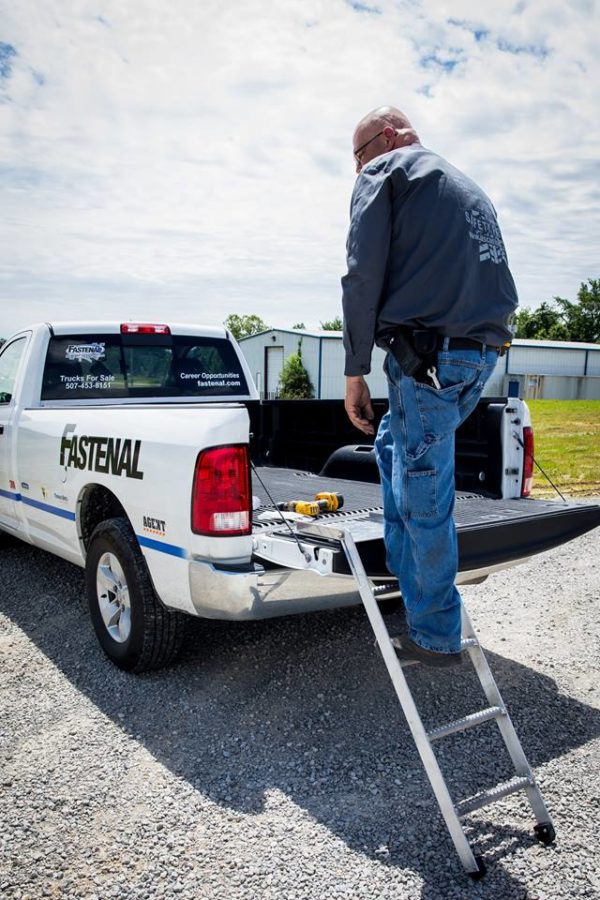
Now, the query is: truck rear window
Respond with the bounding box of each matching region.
[41,334,249,401]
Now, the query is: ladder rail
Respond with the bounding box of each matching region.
[339,529,482,876]
[293,521,555,877]
[460,607,553,825]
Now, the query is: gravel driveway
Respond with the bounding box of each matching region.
[1,524,599,900]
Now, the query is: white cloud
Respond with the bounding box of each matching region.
[0,0,598,337]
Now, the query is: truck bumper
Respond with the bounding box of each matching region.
[187,558,507,620]
[188,558,361,620]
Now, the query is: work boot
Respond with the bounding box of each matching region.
[391,636,463,668]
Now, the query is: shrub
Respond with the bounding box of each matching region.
[278,339,314,399]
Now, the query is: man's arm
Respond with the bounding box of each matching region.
[341,164,393,377]
[341,163,393,435]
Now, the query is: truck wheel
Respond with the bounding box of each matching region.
[85,517,185,672]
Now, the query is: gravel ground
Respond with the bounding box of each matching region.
[1,522,599,900]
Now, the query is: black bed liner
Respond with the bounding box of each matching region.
[252,467,600,577]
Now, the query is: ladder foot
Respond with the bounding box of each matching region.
[533,822,556,846]
[467,855,487,880]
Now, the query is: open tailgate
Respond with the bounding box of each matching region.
[251,468,600,578]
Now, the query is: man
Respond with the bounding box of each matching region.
[342,106,517,667]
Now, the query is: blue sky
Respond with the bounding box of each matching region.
[0,0,598,338]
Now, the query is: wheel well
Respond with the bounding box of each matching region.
[79,485,129,552]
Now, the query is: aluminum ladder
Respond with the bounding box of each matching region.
[296,520,556,879]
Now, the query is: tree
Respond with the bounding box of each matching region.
[512,302,569,341]
[278,339,314,399]
[224,313,269,341]
[512,279,599,343]
[554,279,600,343]
[320,316,342,331]
[291,322,306,330]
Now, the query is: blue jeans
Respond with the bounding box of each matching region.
[374,341,498,653]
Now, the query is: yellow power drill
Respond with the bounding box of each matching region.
[277,491,344,517]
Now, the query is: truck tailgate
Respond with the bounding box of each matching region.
[251,467,600,577]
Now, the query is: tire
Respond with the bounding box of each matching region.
[85,517,186,672]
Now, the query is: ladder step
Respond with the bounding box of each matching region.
[372,581,400,596]
[427,706,505,742]
[455,775,534,818]
[460,637,479,649]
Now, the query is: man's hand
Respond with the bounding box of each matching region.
[345,375,375,435]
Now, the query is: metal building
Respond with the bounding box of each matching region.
[495,339,600,400]
[239,330,600,401]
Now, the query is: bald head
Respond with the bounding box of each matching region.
[352,106,419,173]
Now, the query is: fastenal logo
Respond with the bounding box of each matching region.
[60,424,144,480]
[65,342,106,363]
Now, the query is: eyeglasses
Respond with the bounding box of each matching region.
[353,130,385,165]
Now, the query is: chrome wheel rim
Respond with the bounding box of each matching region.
[96,552,131,643]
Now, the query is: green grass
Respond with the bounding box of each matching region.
[527,400,600,498]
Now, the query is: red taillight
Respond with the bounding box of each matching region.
[192,445,251,536]
[120,323,171,335]
[521,426,534,497]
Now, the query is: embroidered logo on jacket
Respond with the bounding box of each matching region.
[465,208,508,264]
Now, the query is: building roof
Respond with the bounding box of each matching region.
[239,327,342,341]
[510,338,600,351]
[239,328,599,350]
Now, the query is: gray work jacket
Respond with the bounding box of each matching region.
[341,143,518,376]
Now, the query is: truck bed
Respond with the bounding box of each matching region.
[252,467,600,578]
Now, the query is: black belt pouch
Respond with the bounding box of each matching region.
[385,327,437,381]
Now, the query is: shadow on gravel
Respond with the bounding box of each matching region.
[3,542,599,897]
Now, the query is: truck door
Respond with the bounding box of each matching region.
[0,336,28,531]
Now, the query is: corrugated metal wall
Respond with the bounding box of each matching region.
[319,340,388,398]
[317,338,343,399]
[587,353,600,376]
[507,346,587,376]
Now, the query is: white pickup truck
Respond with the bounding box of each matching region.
[1,321,599,672]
